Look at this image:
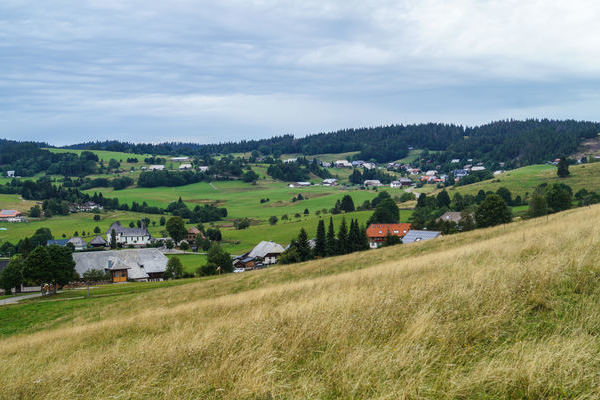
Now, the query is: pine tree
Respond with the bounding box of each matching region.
[359,224,369,250]
[340,195,355,212]
[296,228,312,261]
[416,193,428,208]
[315,219,326,257]
[110,229,117,249]
[337,218,348,255]
[326,217,336,256]
[557,157,570,178]
[436,190,451,208]
[347,219,360,252]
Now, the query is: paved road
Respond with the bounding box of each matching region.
[0,292,43,306]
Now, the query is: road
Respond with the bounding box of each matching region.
[0,292,43,305]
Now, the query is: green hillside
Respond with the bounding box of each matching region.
[1,204,600,398]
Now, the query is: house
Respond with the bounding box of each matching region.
[106,221,152,246]
[198,166,209,172]
[390,178,412,188]
[247,241,285,265]
[148,165,165,171]
[0,210,24,222]
[47,239,69,247]
[171,156,189,161]
[89,236,108,248]
[321,162,332,168]
[471,166,486,171]
[452,169,469,178]
[493,170,505,176]
[73,249,168,282]
[283,158,297,163]
[187,226,202,242]
[436,212,463,224]
[6,170,15,177]
[363,162,376,170]
[75,201,103,212]
[68,237,87,251]
[322,178,338,186]
[179,163,193,170]
[233,256,257,270]
[425,170,438,176]
[450,159,460,164]
[364,180,382,187]
[334,160,352,168]
[366,223,412,248]
[296,181,311,187]
[402,230,441,244]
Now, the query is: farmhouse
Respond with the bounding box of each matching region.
[47,239,69,247]
[247,241,285,265]
[0,210,23,222]
[233,256,257,270]
[198,166,209,172]
[364,179,382,187]
[68,237,87,251]
[106,221,152,246]
[178,163,193,170]
[334,160,352,168]
[322,178,338,186]
[89,236,108,248]
[73,248,168,282]
[171,156,189,161]
[148,165,165,171]
[6,170,15,177]
[366,223,411,248]
[187,226,202,242]
[390,178,412,188]
[402,230,441,244]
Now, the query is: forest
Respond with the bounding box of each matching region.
[63,119,600,165]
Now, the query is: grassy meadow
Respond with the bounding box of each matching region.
[1,204,600,398]
[445,162,600,198]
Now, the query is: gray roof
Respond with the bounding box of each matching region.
[90,236,107,245]
[107,221,151,237]
[248,241,285,258]
[72,248,167,280]
[436,212,463,223]
[402,230,441,244]
[68,237,87,247]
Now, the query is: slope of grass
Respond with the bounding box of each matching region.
[2,205,600,398]
[447,162,600,198]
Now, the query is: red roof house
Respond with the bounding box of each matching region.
[366,223,411,248]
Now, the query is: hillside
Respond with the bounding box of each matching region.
[2,205,600,398]
[445,162,600,198]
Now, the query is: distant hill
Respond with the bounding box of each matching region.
[63,119,600,165]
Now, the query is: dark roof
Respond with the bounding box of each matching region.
[107,221,150,236]
[90,236,107,245]
[47,239,69,246]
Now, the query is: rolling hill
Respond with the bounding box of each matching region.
[1,204,600,398]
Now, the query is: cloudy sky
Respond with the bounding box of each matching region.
[1,0,599,145]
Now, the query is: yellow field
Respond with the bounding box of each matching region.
[2,205,600,398]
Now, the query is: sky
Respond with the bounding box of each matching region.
[1,0,600,145]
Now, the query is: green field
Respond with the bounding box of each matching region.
[167,253,207,274]
[446,163,600,198]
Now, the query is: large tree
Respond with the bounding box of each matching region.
[545,183,572,213]
[0,256,24,295]
[340,195,355,212]
[436,190,451,208]
[337,218,349,255]
[22,246,53,285]
[528,190,548,217]
[368,198,400,224]
[164,256,184,279]
[296,228,312,261]
[166,216,187,243]
[46,245,76,288]
[475,194,512,228]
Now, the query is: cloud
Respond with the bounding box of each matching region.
[0,0,599,144]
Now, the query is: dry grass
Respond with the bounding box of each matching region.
[2,206,600,399]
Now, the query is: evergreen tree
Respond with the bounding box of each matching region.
[296,228,312,261]
[436,190,451,208]
[545,183,572,213]
[348,219,361,252]
[496,187,513,206]
[110,229,117,249]
[475,190,486,204]
[326,217,336,256]
[337,218,349,255]
[416,193,428,208]
[359,224,369,250]
[315,219,326,257]
[557,157,570,178]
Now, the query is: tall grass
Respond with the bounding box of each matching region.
[2,205,600,398]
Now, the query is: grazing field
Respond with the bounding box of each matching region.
[446,162,600,198]
[88,180,405,220]
[1,204,600,398]
[167,253,207,274]
[0,211,167,243]
[0,194,37,211]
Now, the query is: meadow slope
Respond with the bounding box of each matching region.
[2,205,600,398]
